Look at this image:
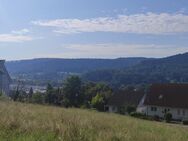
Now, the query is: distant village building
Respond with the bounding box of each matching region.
[0,60,11,95]
[137,84,188,120]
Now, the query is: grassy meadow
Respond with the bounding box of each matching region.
[0,101,187,141]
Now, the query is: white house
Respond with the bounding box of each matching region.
[0,60,11,95]
[137,84,188,120]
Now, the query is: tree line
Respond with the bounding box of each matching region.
[9,76,113,111]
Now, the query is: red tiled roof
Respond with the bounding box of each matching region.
[144,84,188,109]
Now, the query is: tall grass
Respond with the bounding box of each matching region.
[0,101,187,141]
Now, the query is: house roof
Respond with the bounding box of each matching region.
[144,84,188,109]
[107,89,145,107]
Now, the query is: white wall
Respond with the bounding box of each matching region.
[137,106,147,114]
[146,105,188,120]
[108,105,118,113]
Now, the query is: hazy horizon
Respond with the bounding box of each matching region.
[4,51,188,62]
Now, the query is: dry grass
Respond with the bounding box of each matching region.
[0,101,187,141]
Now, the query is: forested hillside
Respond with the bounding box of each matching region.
[6,58,147,74]
[5,58,148,85]
[83,53,188,87]
[6,52,188,87]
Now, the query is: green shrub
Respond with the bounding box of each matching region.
[80,104,87,109]
[32,92,44,104]
[118,106,126,115]
[130,112,158,121]
[91,94,104,111]
[0,91,10,101]
[0,91,3,97]
[126,106,136,114]
[130,112,146,118]
[182,119,188,125]
[153,115,160,121]
[164,113,172,123]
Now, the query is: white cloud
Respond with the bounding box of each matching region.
[11,28,30,35]
[0,34,33,42]
[0,28,34,42]
[42,44,187,58]
[177,8,187,14]
[32,12,188,35]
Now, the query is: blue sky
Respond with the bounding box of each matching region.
[0,0,188,60]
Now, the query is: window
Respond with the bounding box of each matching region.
[177,109,186,116]
[164,108,170,113]
[112,106,116,111]
[183,110,185,116]
[177,109,180,115]
[151,107,157,111]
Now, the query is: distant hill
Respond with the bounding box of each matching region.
[83,52,188,87]
[6,58,147,74]
[6,53,188,87]
[6,57,148,86]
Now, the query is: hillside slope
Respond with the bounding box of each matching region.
[6,58,147,74]
[83,52,188,87]
[6,52,188,87]
[6,58,148,86]
[0,101,187,141]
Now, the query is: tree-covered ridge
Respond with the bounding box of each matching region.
[6,52,188,88]
[6,57,147,74]
[83,52,188,87]
[6,57,148,86]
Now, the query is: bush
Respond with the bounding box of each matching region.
[0,92,10,101]
[164,113,172,122]
[153,115,160,121]
[130,112,146,119]
[32,92,44,104]
[80,105,87,109]
[182,119,188,125]
[126,106,136,114]
[91,94,104,111]
[130,112,158,121]
[0,91,3,97]
[118,106,126,115]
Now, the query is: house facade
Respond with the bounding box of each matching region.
[137,84,188,120]
[0,60,11,95]
[105,88,145,114]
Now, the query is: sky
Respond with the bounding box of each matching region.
[0,0,188,60]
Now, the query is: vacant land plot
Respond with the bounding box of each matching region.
[0,101,187,141]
